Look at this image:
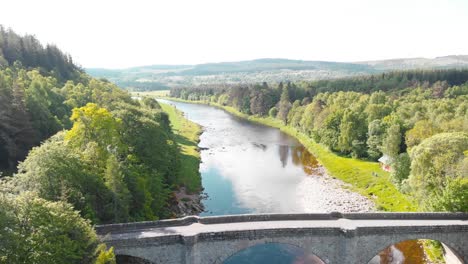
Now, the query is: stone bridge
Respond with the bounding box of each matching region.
[96,212,468,264]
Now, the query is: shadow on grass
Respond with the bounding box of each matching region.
[173,133,202,193]
[177,153,202,193]
[174,133,198,148]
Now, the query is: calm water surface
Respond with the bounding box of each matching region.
[158,99,438,264]
[159,99,320,216]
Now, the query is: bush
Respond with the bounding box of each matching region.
[0,192,115,264]
[269,106,278,117]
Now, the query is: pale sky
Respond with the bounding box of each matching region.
[2,0,468,68]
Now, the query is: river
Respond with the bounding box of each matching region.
[159,99,373,215]
[157,99,435,264]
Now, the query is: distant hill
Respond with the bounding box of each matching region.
[359,55,468,70]
[86,56,468,91]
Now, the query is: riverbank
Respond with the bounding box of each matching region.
[298,167,374,212]
[158,96,417,212]
[159,102,204,216]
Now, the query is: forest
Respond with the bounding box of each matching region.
[171,69,468,212]
[0,27,196,263]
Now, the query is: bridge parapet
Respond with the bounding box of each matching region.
[96,213,468,264]
[96,212,468,233]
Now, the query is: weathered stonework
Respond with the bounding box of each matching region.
[96,213,468,264]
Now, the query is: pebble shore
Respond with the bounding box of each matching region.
[297,167,375,213]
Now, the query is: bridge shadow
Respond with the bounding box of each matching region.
[223,242,325,264]
[116,255,154,264]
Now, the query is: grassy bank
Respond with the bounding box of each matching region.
[132,90,170,97]
[159,97,417,212]
[159,102,202,193]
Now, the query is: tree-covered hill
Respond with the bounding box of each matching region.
[87,56,468,91]
[0,26,81,82]
[0,27,202,263]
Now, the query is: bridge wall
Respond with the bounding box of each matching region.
[97,213,468,264]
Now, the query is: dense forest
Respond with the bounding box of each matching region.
[0,27,194,263]
[0,26,81,82]
[171,69,468,212]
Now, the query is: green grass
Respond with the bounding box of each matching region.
[162,97,417,212]
[421,240,445,263]
[159,102,202,193]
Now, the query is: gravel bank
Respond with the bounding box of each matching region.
[297,167,375,213]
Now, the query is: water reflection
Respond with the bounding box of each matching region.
[369,240,426,264]
[278,145,290,167]
[368,239,464,264]
[158,99,322,215]
[291,146,320,176]
[224,243,325,264]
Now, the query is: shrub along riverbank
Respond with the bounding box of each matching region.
[156,96,417,212]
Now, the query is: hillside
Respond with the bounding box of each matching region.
[360,55,468,70]
[87,56,468,91]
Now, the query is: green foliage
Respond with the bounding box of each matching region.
[104,155,130,223]
[13,133,113,222]
[66,103,122,169]
[0,66,129,173]
[444,83,468,98]
[277,84,291,123]
[405,120,439,149]
[421,240,445,264]
[367,120,385,160]
[2,49,189,224]
[408,132,468,211]
[13,99,184,223]
[0,192,113,264]
[382,123,402,159]
[338,109,367,157]
[0,26,200,263]
[269,106,278,117]
[391,153,411,186]
[0,26,81,82]
[94,244,116,264]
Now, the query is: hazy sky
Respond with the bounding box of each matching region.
[3,0,468,68]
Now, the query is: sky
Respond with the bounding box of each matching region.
[2,0,468,68]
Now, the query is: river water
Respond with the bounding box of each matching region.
[159,99,373,216]
[157,99,435,264]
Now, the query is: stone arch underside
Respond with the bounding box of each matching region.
[192,233,346,264]
[356,231,467,264]
[113,243,186,264]
[222,242,326,263]
[116,254,155,264]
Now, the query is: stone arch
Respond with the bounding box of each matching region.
[363,237,465,264]
[116,254,154,264]
[199,237,331,264]
[222,242,326,264]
